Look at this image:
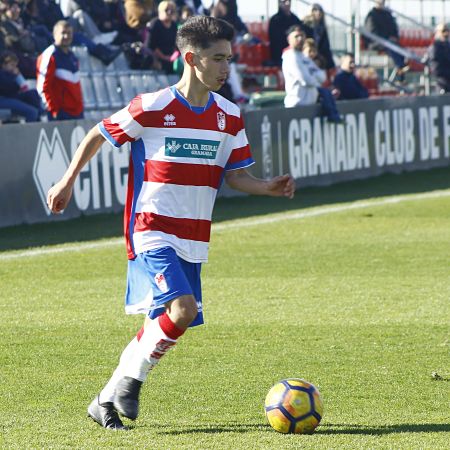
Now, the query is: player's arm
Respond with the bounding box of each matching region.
[47,125,106,214]
[225,168,295,199]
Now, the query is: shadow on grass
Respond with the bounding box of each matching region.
[1,167,449,252]
[156,422,450,436]
[156,423,272,435]
[318,422,450,435]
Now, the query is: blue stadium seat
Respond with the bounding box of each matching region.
[80,73,97,110]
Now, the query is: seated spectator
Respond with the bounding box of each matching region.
[428,23,450,93]
[364,0,409,80]
[174,0,210,16]
[333,53,369,100]
[123,0,155,31]
[179,5,194,25]
[22,0,63,52]
[59,0,117,44]
[0,49,42,121]
[269,0,312,67]
[211,0,248,42]
[36,20,83,120]
[282,25,342,122]
[302,3,335,71]
[0,0,38,77]
[147,0,178,74]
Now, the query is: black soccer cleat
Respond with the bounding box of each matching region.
[114,376,143,420]
[87,395,128,430]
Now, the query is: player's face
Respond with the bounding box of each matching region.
[193,40,232,91]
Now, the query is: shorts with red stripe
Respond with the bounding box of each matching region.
[125,246,204,327]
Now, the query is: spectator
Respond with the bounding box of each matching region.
[0,0,38,77]
[282,25,342,122]
[333,53,369,100]
[147,0,178,74]
[269,0,312,67]
[36,20,83,120]
[173,0,210,16]
[123,0,155,30]
[59,0,118,44]
[302,3,335,71]
[364,0,408,79]
[22,0,63,51]
[211,0,248,42]
[179,5,194,25]
[428,23,450,93]
[0,50,42,121]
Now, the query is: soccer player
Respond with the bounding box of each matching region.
[47,15,295,430]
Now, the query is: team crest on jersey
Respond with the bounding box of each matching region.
[217,111,226,130]
[163,113,176,126]
[154,273,169,293]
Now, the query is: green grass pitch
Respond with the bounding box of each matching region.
[0,168,449,449]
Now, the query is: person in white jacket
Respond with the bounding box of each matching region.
[282,25,342,122]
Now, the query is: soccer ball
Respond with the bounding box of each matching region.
[264,378,323,434]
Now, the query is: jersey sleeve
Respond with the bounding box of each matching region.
[225,115,255,171]
[37,54,59,116]
[98,95,146,147]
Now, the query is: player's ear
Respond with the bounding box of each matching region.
[184,51,196,67]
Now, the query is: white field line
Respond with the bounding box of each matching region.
[1,189,449,261]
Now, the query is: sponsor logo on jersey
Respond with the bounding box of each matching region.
[154,273,169,293]
[163,113,176,126]
[217,111,226,130]
[165,137,220,159]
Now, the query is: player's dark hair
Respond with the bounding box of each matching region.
[176,16,234,53]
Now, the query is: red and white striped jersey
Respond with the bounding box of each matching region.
[99,87,254,262]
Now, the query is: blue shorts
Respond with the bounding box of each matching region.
[125,247,204,327]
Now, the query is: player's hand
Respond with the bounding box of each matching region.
[47,180,73,214]
[267,174,295,199]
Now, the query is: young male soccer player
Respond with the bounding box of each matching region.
[47,16,295,430]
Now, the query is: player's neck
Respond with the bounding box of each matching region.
[175,76,210,107]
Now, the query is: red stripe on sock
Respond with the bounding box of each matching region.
[136,325,145,341]
[158,313,185,340]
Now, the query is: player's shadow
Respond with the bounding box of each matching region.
[318,423,450,435]
[156,422,272,435]
[156,422,450,436]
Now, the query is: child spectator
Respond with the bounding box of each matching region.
[303,3,335,71]
[0,49,42,121]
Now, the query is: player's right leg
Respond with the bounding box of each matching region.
[113,294,197,420]
[88,247,202,428]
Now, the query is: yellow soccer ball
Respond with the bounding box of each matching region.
[264,378,323,434]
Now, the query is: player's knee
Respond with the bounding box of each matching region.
[167,295,198,328]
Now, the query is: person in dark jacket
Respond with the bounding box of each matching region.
[0,50,42,121]
[364,0,408,77]
[428,23,450,93]
[268,0,312,66]
[303,3,334,70]
[147,0,177,74]
[333,53,369,100]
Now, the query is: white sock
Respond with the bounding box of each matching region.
[98,336,139,403]
[122,317,178,382]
